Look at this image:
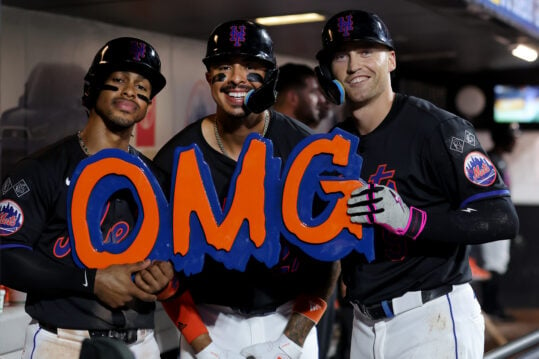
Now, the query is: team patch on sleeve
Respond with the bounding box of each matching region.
[13,179,30,197]
[464,130,476,146]
[450,137,465,153]
[2,178,13,195]
[0,199,24,236]
[464,151,497,186]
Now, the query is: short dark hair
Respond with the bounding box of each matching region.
[275,63,315,93]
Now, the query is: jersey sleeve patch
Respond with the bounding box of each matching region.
[0,199,24,236]
[464,151,497,187]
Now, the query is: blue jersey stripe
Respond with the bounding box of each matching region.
[460,190,510,209]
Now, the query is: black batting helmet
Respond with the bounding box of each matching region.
[316,10,394,62]
[83,37,166,109]
[315,10,394,105]
[203,20,276,70]
[203,20,278,113]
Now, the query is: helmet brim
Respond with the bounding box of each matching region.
[316,38,395,61]
[95,61,166,98]
[316,38,394,62]
[202,53,275,70]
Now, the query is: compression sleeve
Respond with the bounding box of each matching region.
[419,196,519,244]
[161,290,209,343]
[0,247,96,296]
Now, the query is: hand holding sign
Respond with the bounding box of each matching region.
[134,260,175,295]
[347,183,427,240]
[94,259,156,308]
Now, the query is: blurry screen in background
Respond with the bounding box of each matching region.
[494,85,539,124]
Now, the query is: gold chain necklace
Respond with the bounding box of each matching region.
[77,130,135,156]
[213,110,270,157]
[77,131,91,156]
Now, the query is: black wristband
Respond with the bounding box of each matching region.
[404,207,427,240]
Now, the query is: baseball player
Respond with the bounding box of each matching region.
[153,20,339,359]
[314,10,519,358]
[0,37,173,359]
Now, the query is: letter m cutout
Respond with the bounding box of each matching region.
[170,134,281,275]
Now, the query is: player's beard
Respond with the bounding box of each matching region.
[297,96,320,127]
[95,104,146,133]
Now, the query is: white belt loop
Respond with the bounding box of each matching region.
[391,290,423,315]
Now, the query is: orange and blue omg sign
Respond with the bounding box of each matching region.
[67,128,374,275]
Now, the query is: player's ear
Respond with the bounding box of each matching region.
[288,90,299,106]
[205,72,212,84]
[388,51,397,72]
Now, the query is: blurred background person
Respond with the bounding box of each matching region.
[275,62,338,359]
[274,63,330,133]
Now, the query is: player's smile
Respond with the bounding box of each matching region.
[346,75,372,94]
[223,88,249,106]
[348,74,370,85]
[342,73,375,102]
[214,81,254,115]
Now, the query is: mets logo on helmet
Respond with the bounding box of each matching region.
[337,15,354,37]
[229,25,246,47]
[130,40,147,61]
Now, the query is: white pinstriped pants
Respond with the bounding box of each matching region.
[351,283,485,359]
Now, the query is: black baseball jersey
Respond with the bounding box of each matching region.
[0,134,163,329]
[337,93,511,305]
[154,111,332,312]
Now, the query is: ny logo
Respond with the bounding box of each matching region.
[368,164,397,192]
[337,15,354,37]
[130,41,147,61]
[230,25,246,47]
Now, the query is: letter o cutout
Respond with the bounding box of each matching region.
[70,157,159,268]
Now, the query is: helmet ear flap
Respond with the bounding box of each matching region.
[315,64,345,105]
[82,73,97,109]
[244,67,279,113]
[81,70,106,110]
